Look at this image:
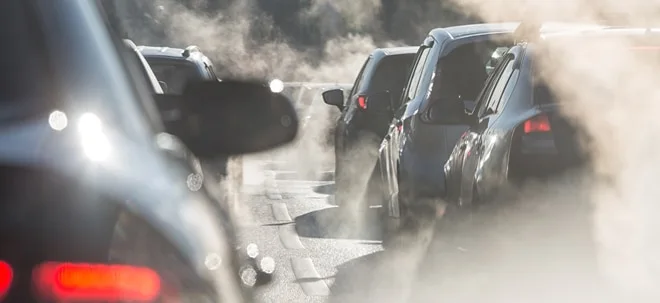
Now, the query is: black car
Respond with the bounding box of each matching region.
[443,26,658,208]
[0,1,297,302]
[138,45,243,187]
[321,47,418,207]
[377,22,605,244]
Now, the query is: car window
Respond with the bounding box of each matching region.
[348,57,371,103]
[368,54,416,102]
[405,47,432,102]
[480,55,515,116]
[474,54,510,116]
[147,59,201,95]
[127,48,163,94]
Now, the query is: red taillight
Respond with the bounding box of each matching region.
[0,261,12,300]
[524,114,551,134]
[33,262,161,302]
[396,124,403,133]
[357,95,367,109]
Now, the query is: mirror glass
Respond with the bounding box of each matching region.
[322,89,344,108]
[163,80,299,158]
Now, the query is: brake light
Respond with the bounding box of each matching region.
[524,114,551,134]
[357,95,367,109]
[33,262,161,302]
[396,124,403,133]
[0,261,12,300]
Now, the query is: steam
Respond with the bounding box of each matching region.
[114,0,660,301]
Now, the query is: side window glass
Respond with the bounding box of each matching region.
[495,68,519,112]
[475,54,510,116]
[480,56,515,116]
[349,57,371,100]
[405,47,431,102]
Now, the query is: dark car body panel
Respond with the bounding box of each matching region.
[0,1,246,301]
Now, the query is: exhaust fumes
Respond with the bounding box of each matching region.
[113,0,660,301]
[431,0,660,301]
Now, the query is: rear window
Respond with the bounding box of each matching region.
[368,54,416,98]
[146,59,201,95]
[533,82,556,105]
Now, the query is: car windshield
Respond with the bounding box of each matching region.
[146,59,200,94]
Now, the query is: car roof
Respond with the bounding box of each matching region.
[429,22,608,40]
[374,46,419,56]
[137,45,187,59]
[541,27,660,40]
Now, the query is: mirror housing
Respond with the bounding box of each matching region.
[365,91,393,113]
[322,89,344,110]
[155,80,298,158]
[426,99,471,125]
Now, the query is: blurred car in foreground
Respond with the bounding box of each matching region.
[0,0,298,302]
[377,22,606,247]
[321,47,418,208]
[444,26,658,210]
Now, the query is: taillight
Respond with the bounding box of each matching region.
[357,95,367,109]
[524,114,551,134]
[0,261,12,300]
[396,124,403,133]
[33,262,161,302]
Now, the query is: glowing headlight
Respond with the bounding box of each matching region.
[269,79,284,93]
[78,113,111,162]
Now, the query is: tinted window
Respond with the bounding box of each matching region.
[405,47,431,102]
[147,59,201,95]
[368,54,416,102]
[482,56,515,115]
[534,82,556,104]
[0,1,55,121]
[348,57,371,101]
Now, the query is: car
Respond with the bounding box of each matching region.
[321,47,418,208]
[377,22,607,246]
[0,1,298,302]
[443,25,659,210]
[137,44,243,189]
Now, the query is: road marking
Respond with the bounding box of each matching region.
[264,170,282,200]
[271,202,293,222]
[290,258,330,296]
[278,224,305,249]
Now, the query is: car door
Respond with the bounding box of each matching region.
[381,43,433,217]
[336,57,371,157]
[459,52,517,205]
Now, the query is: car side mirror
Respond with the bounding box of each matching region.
[154,80,298,158]
[427,99,470,125]
[322,89,344,110]
[365,91,393,113]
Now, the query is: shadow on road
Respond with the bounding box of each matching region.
[294,206,382,241]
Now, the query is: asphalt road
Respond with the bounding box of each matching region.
[233,152,621,303]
